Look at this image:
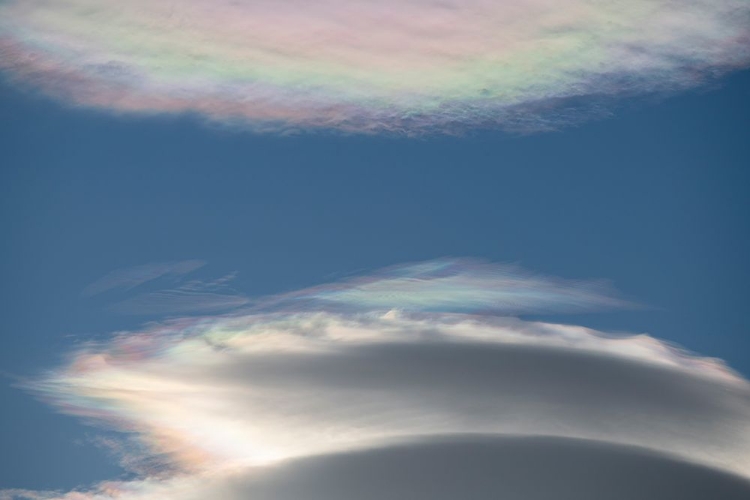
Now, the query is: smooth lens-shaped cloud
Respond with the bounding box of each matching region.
[6,261,750,499]
[1,0,748,132]
[16,312,750,500]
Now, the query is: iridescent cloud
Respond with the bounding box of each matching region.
[5,261,750,499]
[1,0,748,133]
[260,258,631,314]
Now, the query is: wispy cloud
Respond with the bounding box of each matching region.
[109,273,250,316]
[1,0,748,133]
[82,261,205,298]
[82,262,248,316]
[5,260,750,499]
[260,258,632,314]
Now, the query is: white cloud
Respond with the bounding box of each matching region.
[7,260,750,498]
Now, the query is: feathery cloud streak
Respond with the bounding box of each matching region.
[5,260,750,499]
[1,0,748,133]
[109,272,249,316]
[82,262,249,316]
[82,261,205,297]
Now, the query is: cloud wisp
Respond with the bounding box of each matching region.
[5,260,750,499]
[1,0,748,133]
[82,262,249,316]
[82,261,205,298]
[109,272,250,316]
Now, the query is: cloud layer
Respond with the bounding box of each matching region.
[5,260,750,499]
[1,0,748,132]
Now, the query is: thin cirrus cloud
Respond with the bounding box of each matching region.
[108,272,250,316]
[81,261,205,298]
[82,261,249,316]
[0,1,748,133]
[4,260,750,499]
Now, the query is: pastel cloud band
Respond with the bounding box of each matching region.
[1,0,748,132]
[258,259,631,313]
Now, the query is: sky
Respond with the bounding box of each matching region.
[1,1,749,499]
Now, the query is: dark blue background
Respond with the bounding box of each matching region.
[1,71,748,490]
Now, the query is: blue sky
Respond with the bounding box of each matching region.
[1,6,749,497]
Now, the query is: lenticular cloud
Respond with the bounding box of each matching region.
[4,261,750,500]
[0,0,748,132]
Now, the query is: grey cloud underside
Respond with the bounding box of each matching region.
[205,341,748,426]
[228,436,750,500]
[186,338,750,475]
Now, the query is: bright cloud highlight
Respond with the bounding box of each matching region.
[1,0,748,132]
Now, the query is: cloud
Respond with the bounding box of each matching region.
[100,258,629,316]
[6,437,750,500]
[83,262,248,316]
[5,260,750,499]
[82,261,205,297]
[173,437,750,500]
[259,258,632,314]
[0,0,748,133]
[109,273,249,316]
[222,436,750,500]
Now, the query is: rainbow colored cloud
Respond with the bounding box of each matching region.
[3,260,750,499]
[1,0,748,132]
